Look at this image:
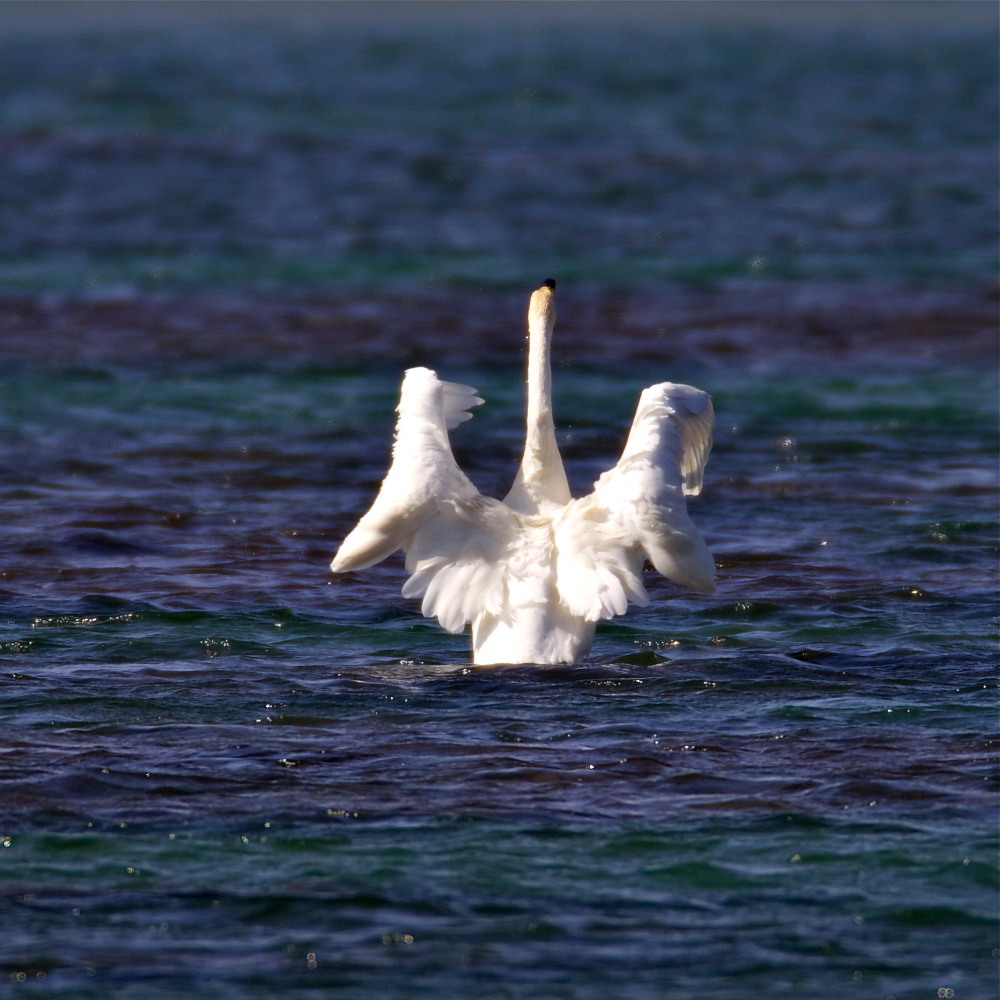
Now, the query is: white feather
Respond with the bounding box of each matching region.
[331,284,715,665]
[329,367,485,572]
[591,382,716,594]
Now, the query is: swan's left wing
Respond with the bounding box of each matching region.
[331,366,486,571]
[331,366,516,632]
[556,382,715,620]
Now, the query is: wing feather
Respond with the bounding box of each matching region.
[402,497,512,631]
[676,387,714,497]
[330,367,484,572]
[579,381,716,597]
[554,499,649,621]
[332,367,516,631]
[440,379,484,429]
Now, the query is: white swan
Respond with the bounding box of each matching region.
[330,280,716,665]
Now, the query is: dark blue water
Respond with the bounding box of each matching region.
[1,6,997,999]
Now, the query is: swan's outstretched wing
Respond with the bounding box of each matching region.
[331,366,515,632]
[400,495,514,632]
[556,382,715,620]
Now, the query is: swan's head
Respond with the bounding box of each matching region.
[528,278,556,335]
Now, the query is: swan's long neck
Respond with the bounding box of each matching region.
[504,283,571,515]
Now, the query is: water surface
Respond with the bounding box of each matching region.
[1,7,997,999]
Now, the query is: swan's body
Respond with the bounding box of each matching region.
[331,281,715,665]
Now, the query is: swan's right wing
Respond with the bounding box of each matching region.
[551,383,714,624]
[585,381,715,596]
[331,367,517,632]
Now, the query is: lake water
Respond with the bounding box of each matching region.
[1,6,997,999]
